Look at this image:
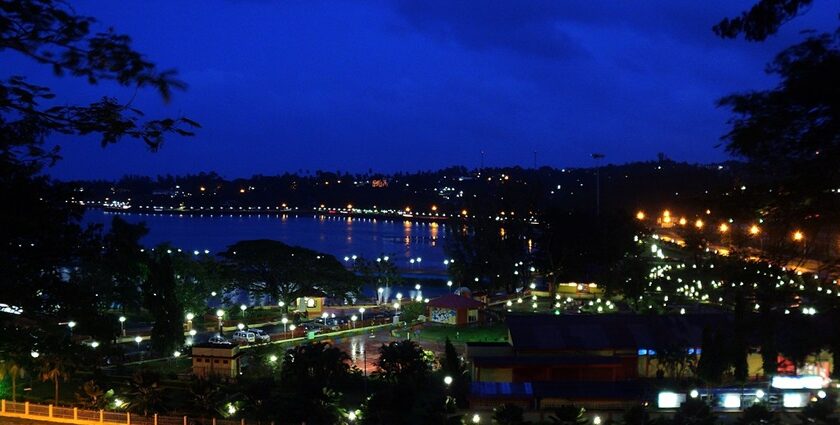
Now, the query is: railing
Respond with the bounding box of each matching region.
[0,400,254,425]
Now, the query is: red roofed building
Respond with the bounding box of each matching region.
[426,293,484,325]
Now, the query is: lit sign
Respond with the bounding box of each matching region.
[771,375,825,390]
[658,392,684,409]
[721,394,741,409]
[783,393,807,408]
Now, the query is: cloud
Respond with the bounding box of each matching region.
[392,0,587,60]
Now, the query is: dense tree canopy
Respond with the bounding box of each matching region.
[222,239,359,306]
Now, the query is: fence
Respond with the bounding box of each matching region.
[0,400,252,425]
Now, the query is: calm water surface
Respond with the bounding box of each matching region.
[85,211,448,272]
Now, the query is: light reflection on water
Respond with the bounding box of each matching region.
[85,210,447,269]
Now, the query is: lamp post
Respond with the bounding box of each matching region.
[216,309,225,334]
[134,336,143,360]
[186,313,194,332]
[447,280,453,293]
[359,307,365,323]
[351,315,357,328]
[377,287,384,305]
[240,304,247,322]
[118,316,126,337]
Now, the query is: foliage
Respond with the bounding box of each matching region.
[143,250,185,355]
[280,342,353,391]
[535,209,644,297]
[737,403,779,425]
[376,340,431,384]
[75,380,113,409]
[621,405,652,425]
[39,354,72,405]
[125,370,164,416]
[188,377,225,419]
[493,403,526,425]
[444,219,532,292]
[714,0,816,41]
[0,0,194,364]
[441,338,469,407]
[671,398,716,425]
[549,405,588,425]
[798,391,838,425]
[353,255,402,298]
[400,301,425,322]
[222,239,359,305]
[0,357,26,402]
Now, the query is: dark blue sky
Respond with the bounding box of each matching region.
[9,1,837,179]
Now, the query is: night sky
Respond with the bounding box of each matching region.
[8,1,837,179]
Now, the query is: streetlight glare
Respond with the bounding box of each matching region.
[118,316,126,323]
[134,336,142,344]
[793,230,804,241]
[636,211,645,220]
[186,313,194,321]
[216,309,225,317]
[444,376,453,385]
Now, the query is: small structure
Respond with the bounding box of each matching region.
[295,291,326,318]
[427,293,484,325]
[191,343,243,380]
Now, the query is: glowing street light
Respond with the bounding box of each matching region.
[793,230,804,242]
[444,376,453,386]
[447,280,453,292]
[119,316,126,336]
[679,217,688,226]
[719,223,729,233]
[694,219,704,229]
[30,351,39,359]
[216,309,225,332]
[471,413,481,424]
[359,307,365,322]
[636,211,645,220]
[351,315,358,328]
[237,323,245,330]
[281,317,289,333]
[90,341,100,349]
[749,224,760,235]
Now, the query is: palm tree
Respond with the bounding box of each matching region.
[125,370,163,416]
[39,355,71,405]
[76,380,110,409]
[0,360,25,402]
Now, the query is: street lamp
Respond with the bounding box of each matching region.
[471,413,480,424]
[118,316,126,336]
[351,315,358,328]
[30,351,39,359]
[186,313,194,331]
[281,317,288,334]
[240,304,247,321]
[444,376,453,386]
[447,280,453,292]
[67,321,76,337]
[237,323,245,331]
[359,307,365,322]
[793,230,804,242]
[90,341,100,349]
[216,309,225,333]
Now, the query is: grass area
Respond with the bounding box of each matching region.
[417,323,508,343]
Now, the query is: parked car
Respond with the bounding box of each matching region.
[299,323,322,334]
[208,335,231,345]
[232,330,256,343]
[250,329,271,342]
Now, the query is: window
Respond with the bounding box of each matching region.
[223,360,229,364]
[213,359,219,364]
[307,298,316,308]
